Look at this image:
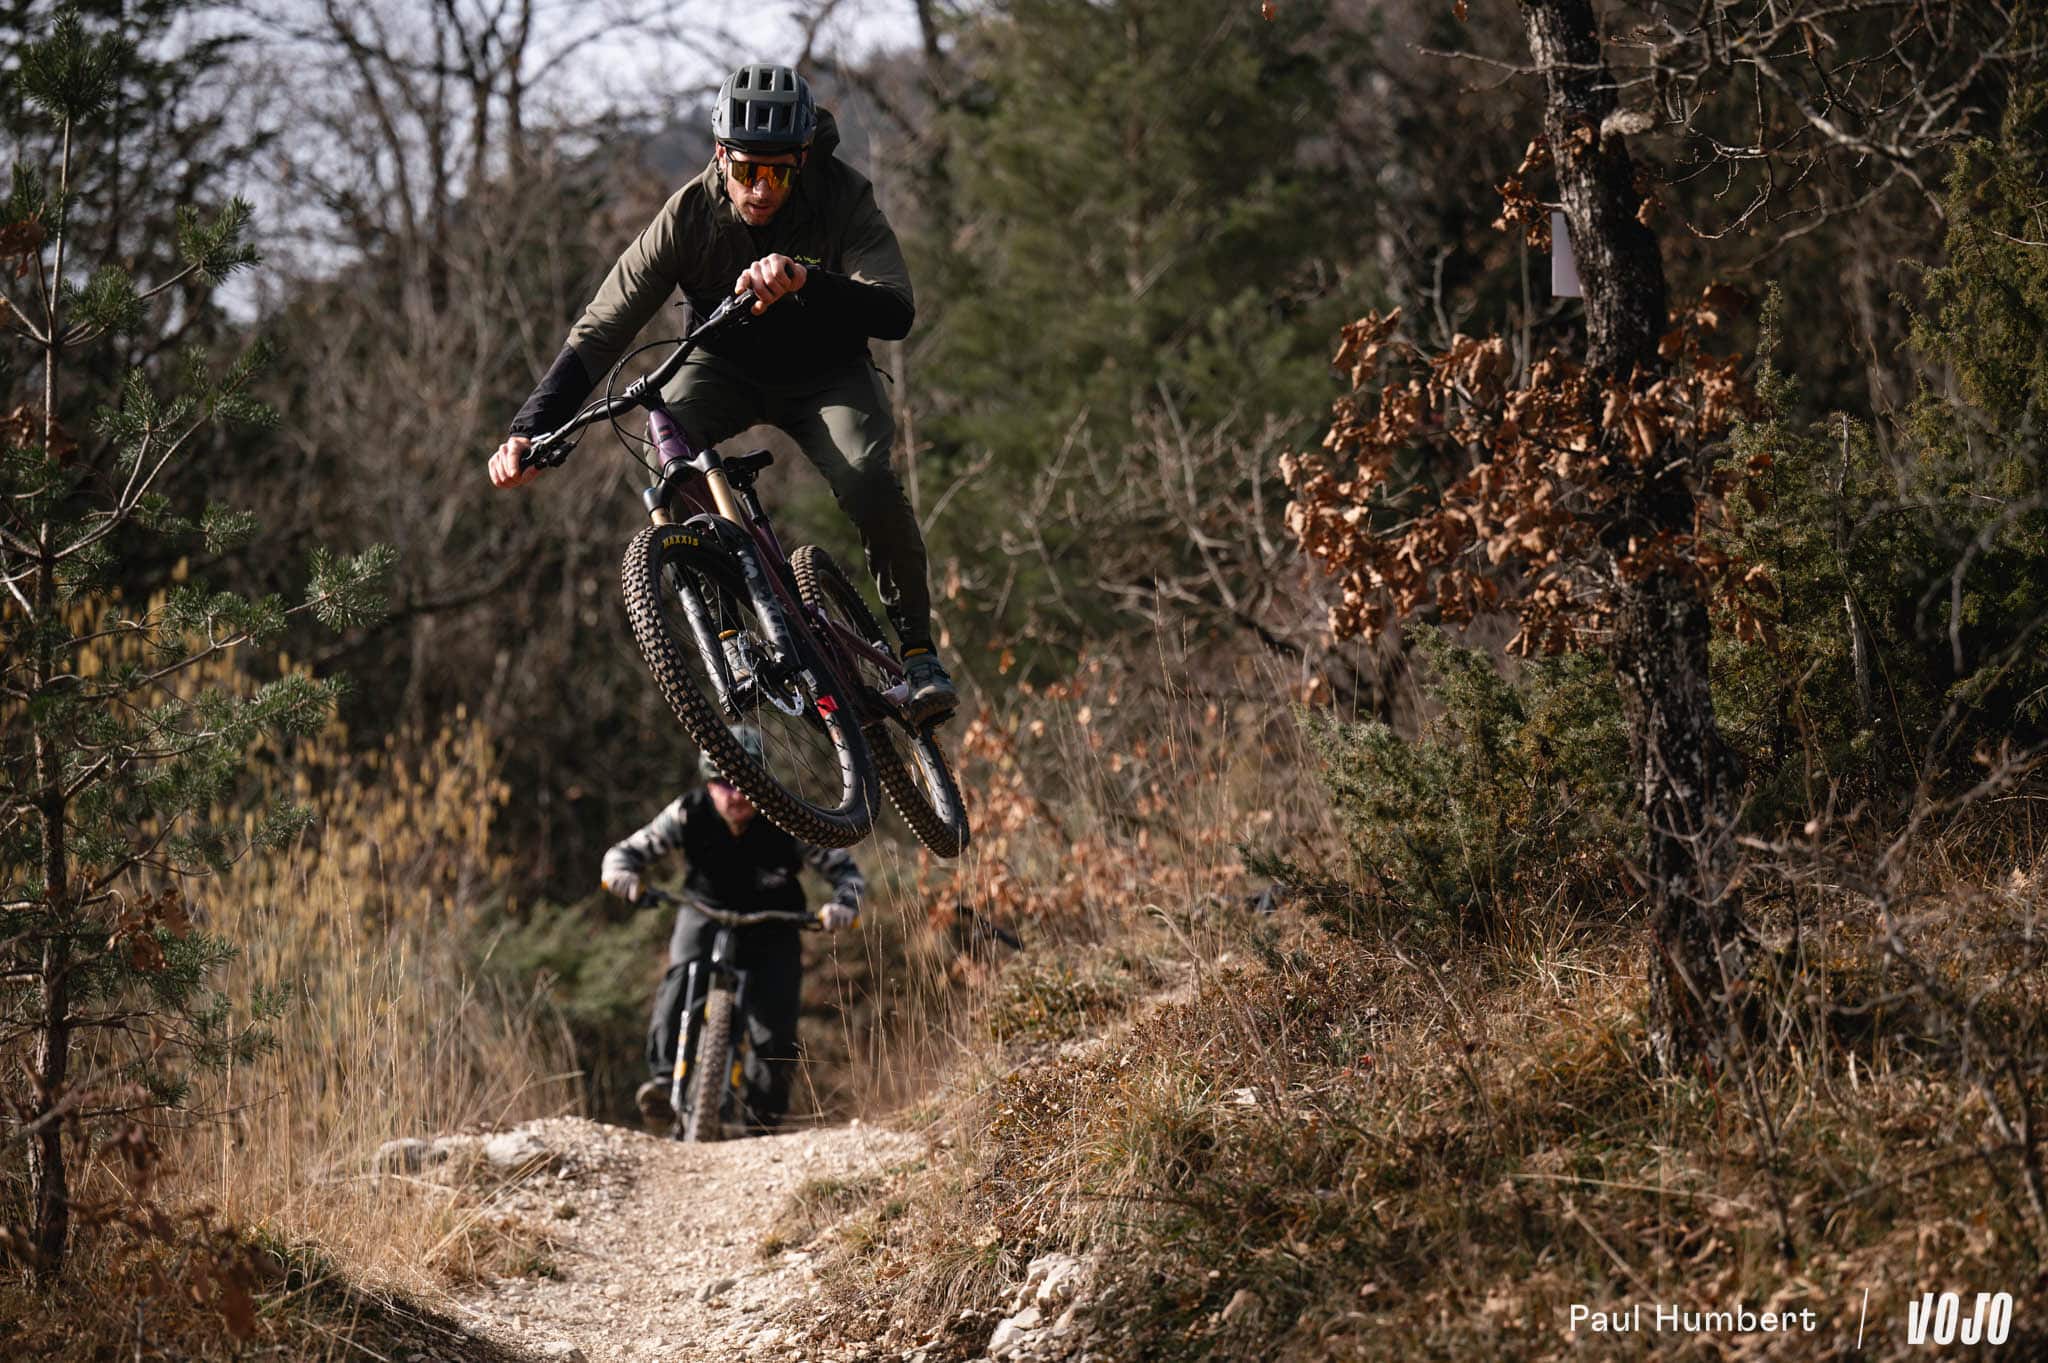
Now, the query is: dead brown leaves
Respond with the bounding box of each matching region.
[0,402,79,459]
[1493,138,1553,248]
[0,1121,268,1341]
[908,655,1262,972]
[1281,286,1762,653]
[106,888,194,973]
[0,216,42,281]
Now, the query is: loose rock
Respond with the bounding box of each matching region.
[485,1129,558,1174]
[373,1138,432,1175]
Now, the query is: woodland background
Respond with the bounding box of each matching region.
[4,0,2048,1358]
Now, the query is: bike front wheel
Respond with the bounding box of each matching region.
[792,545,970,858]
[622,524,873,848]
[683,985,736,1143]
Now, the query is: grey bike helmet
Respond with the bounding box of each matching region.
[711,65,816,152]
[698,725,766,785]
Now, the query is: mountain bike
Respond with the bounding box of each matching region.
[520,292,969,856]
[643,888,842,1142]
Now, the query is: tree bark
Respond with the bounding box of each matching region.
[1519,0,1750,1070]
[29,122,74,1277]
[31,602,72,1273]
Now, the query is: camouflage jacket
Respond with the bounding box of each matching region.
[600,786,863,916]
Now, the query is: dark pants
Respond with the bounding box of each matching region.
[662,350,933,651]
[646,902,804,1128]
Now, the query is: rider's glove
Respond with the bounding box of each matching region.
[819,900,859,932]
[604,870,643,905]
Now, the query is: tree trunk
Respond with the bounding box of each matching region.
[29,122,74,1277]
[1519,0,1751,1070]
[30,556,71,1277]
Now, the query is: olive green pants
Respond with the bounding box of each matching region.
[663,350,932,652]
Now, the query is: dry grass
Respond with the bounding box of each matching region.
[180,713,580,1295]
[776,643,2048,1363]
[790,637,1337,1129]
[2,658,579,1358]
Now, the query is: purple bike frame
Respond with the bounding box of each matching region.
[645,407,904,700]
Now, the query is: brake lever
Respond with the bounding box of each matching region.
[521,432,573,470]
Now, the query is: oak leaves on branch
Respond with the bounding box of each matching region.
[1280,289,1764,654]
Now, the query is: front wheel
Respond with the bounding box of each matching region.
[622,524,873,848]
[683,985,736,1143]
[792,545,970,858]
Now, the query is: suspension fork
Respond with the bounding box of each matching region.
[637,407,846,717]
[714,932,753,1099]
[671,956,707,1115]
[644,407,744,527]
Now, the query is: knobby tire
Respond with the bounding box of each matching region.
[791,545,970,858]
[684,985,736,1143]
[622,524,871,848]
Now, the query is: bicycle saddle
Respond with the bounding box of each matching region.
[723,448,775,489]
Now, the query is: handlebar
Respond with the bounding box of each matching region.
[519,289,760,469]
[639,885,849,931]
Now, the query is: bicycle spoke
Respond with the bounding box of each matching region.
[661,557,850,814]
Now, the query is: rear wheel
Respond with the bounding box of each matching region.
[684,985,736,1143]
[623,524,872,848]
[792,545,970,858]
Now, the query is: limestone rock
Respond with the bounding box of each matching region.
[986,1254,1094,1360]
[987,1305,1041,1355]
[373,1138,432,1175]
[484,1129,559,1174]
[1221,1289,1260,1323]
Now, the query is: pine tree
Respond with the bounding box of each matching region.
[922,0,1368,465]
[0,10,390,1275]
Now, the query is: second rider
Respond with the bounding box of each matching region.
[485,62,956,725]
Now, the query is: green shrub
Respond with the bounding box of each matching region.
[1301,627,1632,939]
[483,896,669,1118]
[1710,332,1930,820]
[1713,84,2048,819]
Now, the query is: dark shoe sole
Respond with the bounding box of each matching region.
[635,1084,675,1126]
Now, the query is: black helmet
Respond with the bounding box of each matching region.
[711,65,816,152]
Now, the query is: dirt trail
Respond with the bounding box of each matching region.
[445,1116,918,1363]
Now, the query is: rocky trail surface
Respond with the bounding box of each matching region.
[435,1116,922,1363]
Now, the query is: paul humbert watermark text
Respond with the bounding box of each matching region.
[1567,1302,1820,1337]
[1564,1290,2017,1348]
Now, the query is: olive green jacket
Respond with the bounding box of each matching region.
[511,109,913,436]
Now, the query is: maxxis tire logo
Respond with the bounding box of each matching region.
[1906,1292,2015,1347]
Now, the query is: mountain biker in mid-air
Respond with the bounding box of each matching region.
[604,726,864,1130]
[485,61,956,725]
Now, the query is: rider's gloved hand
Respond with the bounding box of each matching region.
[818,900,859,932]
[604,870,643,905]
[488,435,542,489]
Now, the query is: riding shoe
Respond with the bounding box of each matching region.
[902,650,958,725]
[635,1079,675,1126]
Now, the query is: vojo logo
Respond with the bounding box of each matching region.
[1906,1292,2014,1347]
